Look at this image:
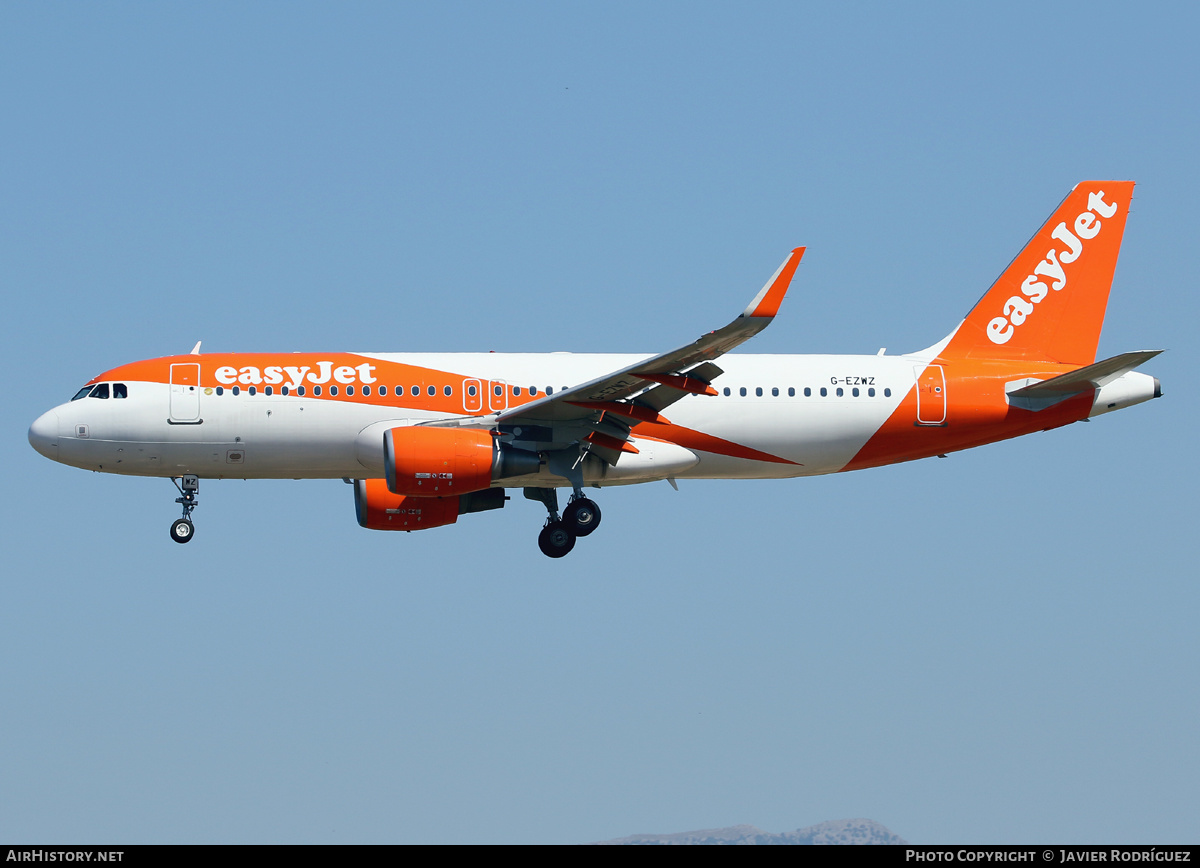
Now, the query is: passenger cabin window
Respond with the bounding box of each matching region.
[412,386,421,397]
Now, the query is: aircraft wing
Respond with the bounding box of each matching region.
[422,247,805,464]
[499,247,803,419]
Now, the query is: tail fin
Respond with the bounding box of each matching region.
[939,181,1134,365]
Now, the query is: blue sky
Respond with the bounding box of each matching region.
[2,2,1196,844]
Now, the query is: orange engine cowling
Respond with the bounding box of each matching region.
[354,479,508,532]
[383,426,540,496]
[355,479,460,531]
[385,427,493,495]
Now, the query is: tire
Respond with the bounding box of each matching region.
[170,518,194,544]
[537,520,576,558]
[563,498,601,537]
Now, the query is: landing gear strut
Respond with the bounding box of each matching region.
[170,475,199,544]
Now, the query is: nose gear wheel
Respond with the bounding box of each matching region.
[170,518,194,543]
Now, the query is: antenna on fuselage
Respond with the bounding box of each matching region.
[189,341,202,355]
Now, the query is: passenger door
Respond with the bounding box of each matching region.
[169,363,201,423]
[915,364,946,426]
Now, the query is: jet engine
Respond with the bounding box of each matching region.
[383,427,540,496]
[354,478,506,531]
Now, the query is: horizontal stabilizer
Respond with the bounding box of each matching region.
[1006,350,1162,410]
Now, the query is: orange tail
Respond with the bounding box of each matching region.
[939,181,1134,365]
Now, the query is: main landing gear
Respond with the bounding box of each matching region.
[528,488,603,558]
[563,496,601,537]
[538,520,575,558]
[169,475,199,544]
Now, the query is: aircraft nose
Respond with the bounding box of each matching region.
[28,409,60,461]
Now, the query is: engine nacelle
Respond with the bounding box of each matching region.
[354,479,507,532]
[355,478,460,530]
[383,426,540,496]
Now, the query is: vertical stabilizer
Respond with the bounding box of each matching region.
[940,181,1134,365]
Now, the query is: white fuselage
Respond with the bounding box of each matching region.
[33,352,917,484]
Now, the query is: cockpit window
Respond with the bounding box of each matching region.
[71,382,127,399]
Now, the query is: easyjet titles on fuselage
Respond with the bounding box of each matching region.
[214,361,378,389]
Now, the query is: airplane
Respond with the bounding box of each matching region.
[28,181,1162,558]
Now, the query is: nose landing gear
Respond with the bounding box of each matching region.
[170,475,199,544]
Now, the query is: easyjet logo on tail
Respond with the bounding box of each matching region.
[986,191,1119,345]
